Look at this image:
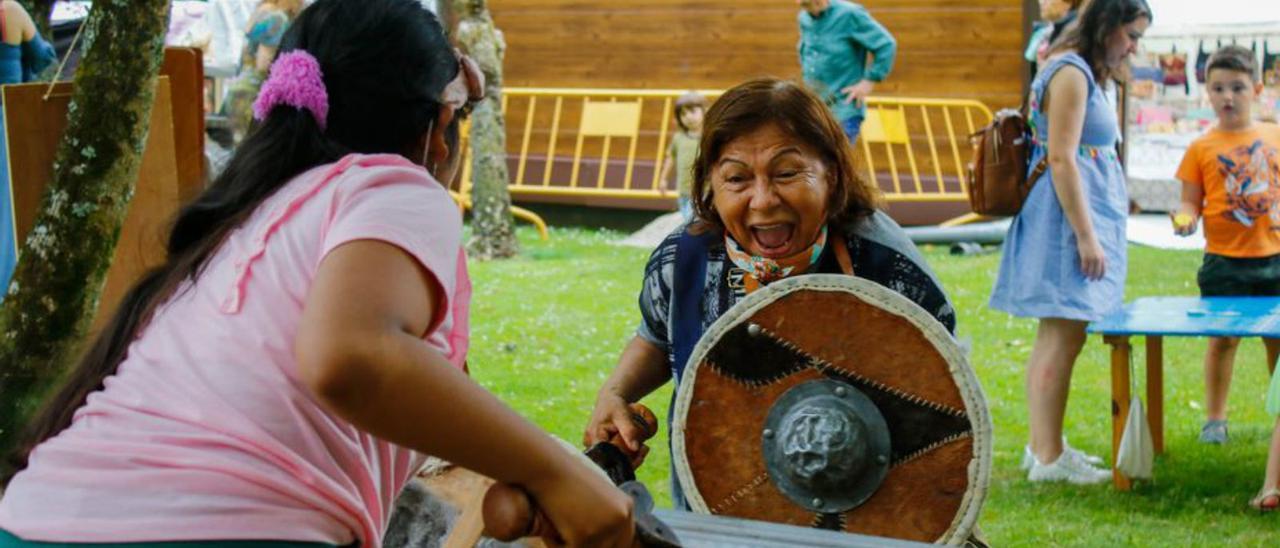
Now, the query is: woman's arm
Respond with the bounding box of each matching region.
[15,2,54,81]
[296,240,634,546]
[3,1,36,43]
[1044,66,1105,280]
[255,44,278,73]
[658,152,675,194]
[584,336,669,454]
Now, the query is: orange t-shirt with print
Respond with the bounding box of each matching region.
[1176,123,1280,258]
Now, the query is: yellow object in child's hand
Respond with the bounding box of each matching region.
[1174,214,1193,228]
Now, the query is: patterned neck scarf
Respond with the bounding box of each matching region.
[724,225,828,294]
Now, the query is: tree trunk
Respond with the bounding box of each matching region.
[17,0,55,37]
[453,0,518,260]
[0,2,170,457]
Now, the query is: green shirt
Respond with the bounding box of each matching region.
[797,0,897,122]
[667,131,699,198]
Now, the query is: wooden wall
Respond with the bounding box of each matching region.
[491,0,1029,109]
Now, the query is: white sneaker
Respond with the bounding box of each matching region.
[1020,438,1106,470]
[1027,450,1112,484]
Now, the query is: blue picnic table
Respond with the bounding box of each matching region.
[1088,297,1280,489]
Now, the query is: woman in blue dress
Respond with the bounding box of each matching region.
[0,0,56,296]
[989,0,1152,484]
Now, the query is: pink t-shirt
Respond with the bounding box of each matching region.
[0,154,471,547]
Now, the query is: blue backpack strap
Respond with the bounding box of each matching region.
[670,226,715,385]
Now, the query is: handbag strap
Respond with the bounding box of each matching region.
[1027,157,1049,187]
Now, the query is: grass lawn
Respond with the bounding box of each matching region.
[466,224,1280,546]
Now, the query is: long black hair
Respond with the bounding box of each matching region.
[1051,0,1153,82]
[4,0,458,482]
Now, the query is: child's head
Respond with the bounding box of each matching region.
[797,0,831,18]
[274,0,468,173]
[1039,0,1082,22]
[1205,45,1263,129]
[675,91,708,133]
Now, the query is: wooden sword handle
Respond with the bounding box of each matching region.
[481,403,658,542]
[481,482,556,542]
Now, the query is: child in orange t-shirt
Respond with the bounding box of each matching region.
[1174,45,1280,443]
[1174,45,1280,511]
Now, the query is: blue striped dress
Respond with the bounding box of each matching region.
[989,53,1128,322]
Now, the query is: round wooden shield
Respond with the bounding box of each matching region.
[671,275,991,545]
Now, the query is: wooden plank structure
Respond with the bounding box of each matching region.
[494,0,1027,108]
[484,0,1031,224]
[2,47,205,331]
[161,47,208,203]
[4,79,179,334]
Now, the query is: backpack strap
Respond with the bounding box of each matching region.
[670,226,716,385]
[1028,53,1094,181]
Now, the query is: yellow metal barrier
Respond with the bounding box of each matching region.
[457,87,993,216]
[449,188,549,241]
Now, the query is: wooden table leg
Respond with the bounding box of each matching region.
[1105,335,1133,491]
[1146,336,1164,455]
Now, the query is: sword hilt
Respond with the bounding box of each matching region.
[480,480,681,547]
[607,402,658,469]
[481,482,554,542]
[481,404,664,544]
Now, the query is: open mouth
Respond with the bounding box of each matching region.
[750,223,795,257]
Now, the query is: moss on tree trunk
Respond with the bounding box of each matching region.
[0,2,170,460]
[454,0,518,260]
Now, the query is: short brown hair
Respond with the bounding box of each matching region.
[1206,45,1259,82]
[674,91,708,132]
[690,78,881,232]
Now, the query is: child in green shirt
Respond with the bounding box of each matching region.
[660,92,706,220]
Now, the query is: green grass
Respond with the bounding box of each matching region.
[466,225,1280,546]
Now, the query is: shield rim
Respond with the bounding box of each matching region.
[671,274,993,545]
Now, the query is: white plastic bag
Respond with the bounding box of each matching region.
[1116,395,1154,480]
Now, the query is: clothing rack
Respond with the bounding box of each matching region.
[1143,29,1280,44]
[1148,33,1280,40]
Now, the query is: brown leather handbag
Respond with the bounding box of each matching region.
[966,108,1049,217]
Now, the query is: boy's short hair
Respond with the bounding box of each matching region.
[674,91,708,132]
[1206,45,1259,82]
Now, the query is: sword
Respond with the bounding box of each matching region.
[481,403,681,547]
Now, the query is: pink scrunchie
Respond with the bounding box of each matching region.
[252,50,329,130]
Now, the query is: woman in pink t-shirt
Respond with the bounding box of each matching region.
[0,1,633,546]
